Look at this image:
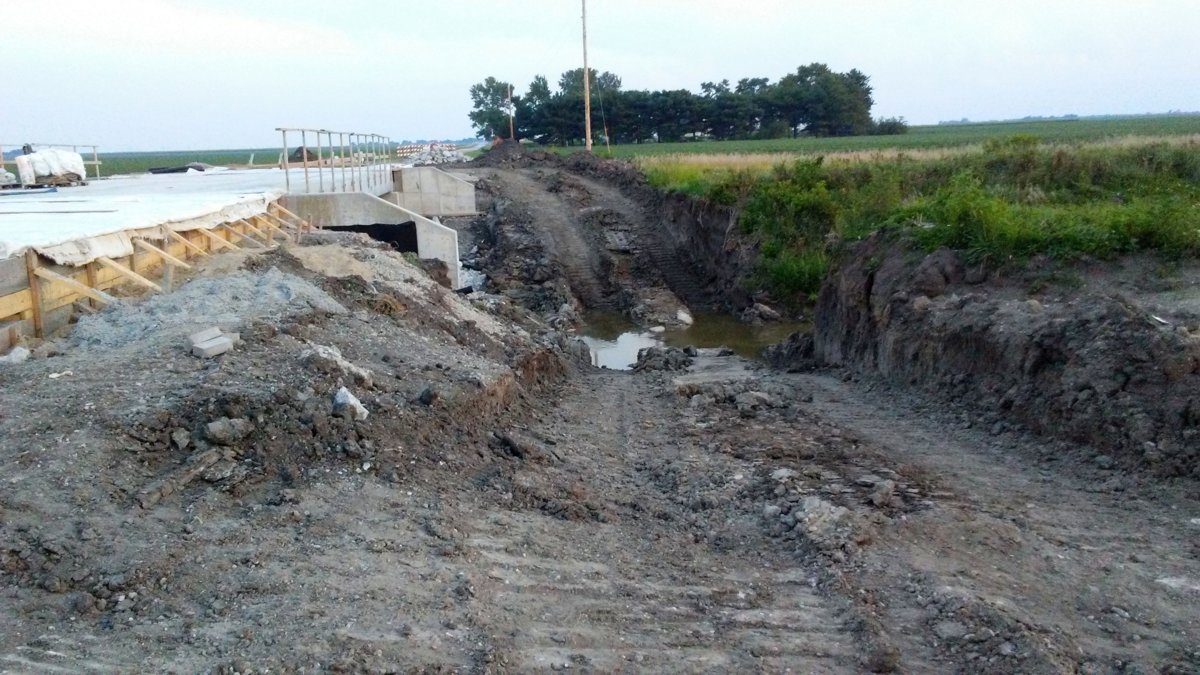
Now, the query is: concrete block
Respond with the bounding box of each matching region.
[192,336,234,358]
[189,327,222,346]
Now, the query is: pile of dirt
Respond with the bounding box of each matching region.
[471,164,697,327]
[807,233,1200,479]
[470,139,557,169]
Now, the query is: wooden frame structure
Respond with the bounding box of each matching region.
[0,201,314,350]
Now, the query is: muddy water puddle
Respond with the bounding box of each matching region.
[577,311,809,370]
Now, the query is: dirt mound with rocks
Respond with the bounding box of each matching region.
[806,233,1200,479]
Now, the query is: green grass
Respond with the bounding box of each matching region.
[640,132,1200,300]
[558,116,1200,158]
[95,148,284,176]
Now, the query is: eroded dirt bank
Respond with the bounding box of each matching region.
[800,234,1200,479]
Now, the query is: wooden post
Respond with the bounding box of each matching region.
[582,0,592,152]
[24,250,44,338]
[85,261,100,309]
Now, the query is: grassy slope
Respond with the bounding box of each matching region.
[591,120,1200,302]
[582,116,1200,158]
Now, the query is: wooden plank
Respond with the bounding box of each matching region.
[33,267,117,305]
[269,202,314,231]
[256,213,293,242]
[198,228,239,251]
[0,256,29,297]
[167,229,208,256]
[96,256,162,292]
[223,224,267,248]
[235,219,274,246]
[133,239,192,270]
[0,289,32,322]
[24,250,44,337]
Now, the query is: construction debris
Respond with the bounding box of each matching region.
[189,326,240,358]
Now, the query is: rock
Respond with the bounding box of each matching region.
[171,428,191,451]
[0,346,31,365]
[676,309,694,325]
[752,302,782,321]
[734,391,775,409]
[933,620,967,641]
[300,343,374,388]
[869,480,896,508]
[771,468,797,482]
[763,504,782,520]
[1094,454,1116,470]
[192,335,234,358]
[188,327,222,346]
[866,644,901,672]
[204,417,253,445]
[794,497,851,550]
[416,385,440,406]
[334,387,369,420]
[632,346,692,373]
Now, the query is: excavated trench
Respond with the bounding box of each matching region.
[469,145,1200,478]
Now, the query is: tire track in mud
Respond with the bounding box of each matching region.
[489,169,616,309]
[463,372,856,673]
[567,172,713,308]
[789,372,1200,672]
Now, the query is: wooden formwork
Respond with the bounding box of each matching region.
[0,203,313,351]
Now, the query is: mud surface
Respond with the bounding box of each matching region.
[1,156,1198,672]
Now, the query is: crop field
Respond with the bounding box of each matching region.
[585,115,1200,159]
[95,148,283,176]
[600,119,1200,301]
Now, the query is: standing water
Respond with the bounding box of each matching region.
[577,311,809,370]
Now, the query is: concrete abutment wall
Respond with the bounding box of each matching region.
[282,192,460,288]
[387,167,477,217]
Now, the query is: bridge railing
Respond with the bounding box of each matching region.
[276,127,394,194]
[0,142,102,181]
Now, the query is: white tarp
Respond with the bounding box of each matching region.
[0,169,290,265]
[14,149,87,185]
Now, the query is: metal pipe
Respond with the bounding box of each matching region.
[316,132,325,193]
[301,130,311,193]
[280,129,290,193]
[339,132,347,192]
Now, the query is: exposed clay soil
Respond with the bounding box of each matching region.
[0,149,1198,673]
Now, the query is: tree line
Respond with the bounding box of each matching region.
[468,63,907,145]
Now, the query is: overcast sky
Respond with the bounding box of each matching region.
[3,0,1197,151]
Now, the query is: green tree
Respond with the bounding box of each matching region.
[558,68,623,96]
[468,76,516,139]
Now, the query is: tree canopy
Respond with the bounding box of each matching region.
[467,64,903,144]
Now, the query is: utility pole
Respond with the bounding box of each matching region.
[582,0,592,152]
[507,83,515,140]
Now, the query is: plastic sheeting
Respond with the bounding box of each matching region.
[0,169,288,265]
[14,149,87,185]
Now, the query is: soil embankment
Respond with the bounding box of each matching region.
[468,142,759,324]
[802,235,1200,479]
